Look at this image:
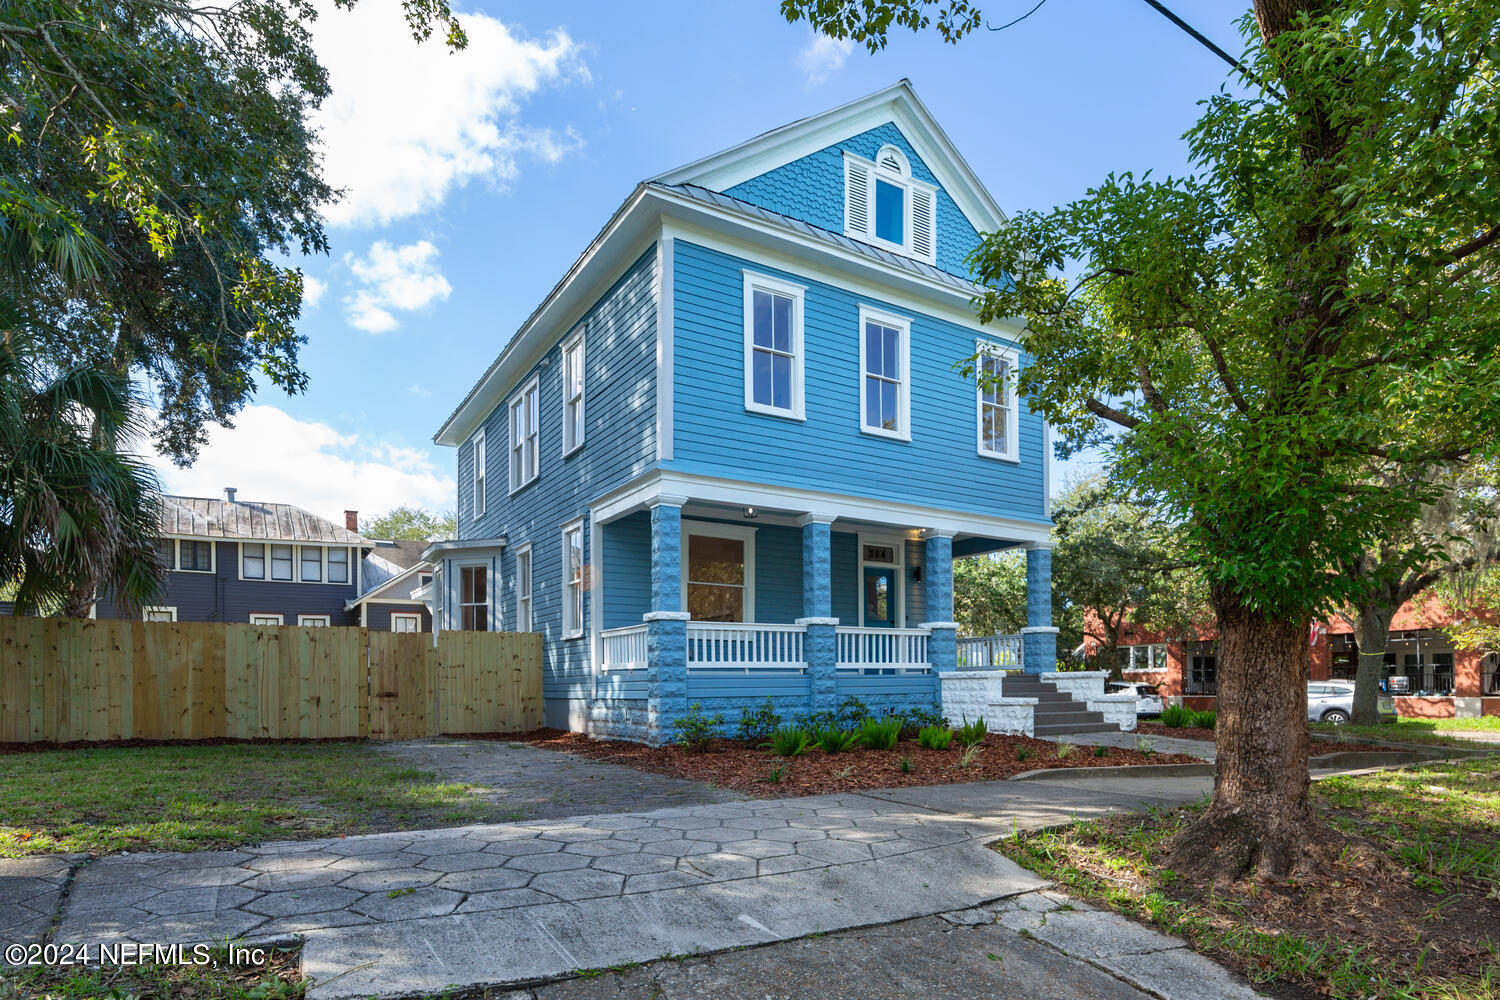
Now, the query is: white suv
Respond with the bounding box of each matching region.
[1308,681,1355,724]
[1107,681,1164,717]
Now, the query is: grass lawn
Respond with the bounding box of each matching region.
[1312,716,1500,749]
[0,742,493,857]
[5,942,302,999]
[1000,758,1500,999]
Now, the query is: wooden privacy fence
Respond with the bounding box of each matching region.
[0,618,542,744]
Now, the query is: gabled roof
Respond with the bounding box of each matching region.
[159,495,367,545]
[654,79,1006,235]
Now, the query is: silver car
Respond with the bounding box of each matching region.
[1308,680,1355,724]
[1107,681,1164,717]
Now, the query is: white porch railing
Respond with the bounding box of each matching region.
[836,627,930,673]
[687,622,806,672]
[956,633,1024,669]
[600,624,649,672]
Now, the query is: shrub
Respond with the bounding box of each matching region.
[1159,705,1194,729]
[795,710,836,732]
[672,702,725,752]
[955,716,988,749]
[762,725,812,757]
[904,705,949,734]
[917,725,954,750]
[835,696,871,730]
[812,725,863,754]
[1190,709,1217,730]
[736,699,782,743]
[858,715,902,751]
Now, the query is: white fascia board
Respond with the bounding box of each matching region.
[421,537,507,561]
[346,561,430,608]
[653,80,1006,235]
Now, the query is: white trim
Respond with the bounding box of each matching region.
[508,375,541,495]
[142,605,177,622]
[249,613,284,626]
[795,616,839,626]
[976,339,1020,463]
[297,614,332,627]
[655,237,675,462]
[238,541,265,581]
[561,518,586,639]
[857,530,905,628]
[681,520,757,623]
[389,612,422,633]
[589,514,603,688]
[472,428,487,519]
[741,271,807,421]
[454,559,493,632]
[514,542,534,633]
[844,150,939,265]
[173,538,216,574]
[561,328,586,458]
[643,610,691,622]
[857,305,912,441]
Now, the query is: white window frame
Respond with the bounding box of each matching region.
[457,562,490,632]
[857,305,912,441]
[843,148,939,264]
[239,542,266,581]
[269,544,295,582]
[509,376,541,494]
[297,614,331,627]
[514,543,533,633]
[326,546,350,585]
[976,339,1020,462]
[390,612,422,633]
[856,531,906,628]
[472,429,487,519]
[249,613,283,626]
[741,271,806,421]
[299,545,324,583]
[175,539,215,574]
[561,519,585,639]
[562,331,586,457]
[1119,643,1169,673]
[143,606,177,622]
[680,521,757,624]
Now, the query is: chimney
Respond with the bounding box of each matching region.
[345,510,359,533]
[224,486,237,502]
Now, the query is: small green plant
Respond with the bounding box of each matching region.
[1015,746,1033,762]
[835,695,872,729]
[1159,704,1194,728]
[761,725,812,757]
[957,745,982,768]
[955,715,988,749]
[1189,709,1217,730]
[898,755,914,774]
[1135,736,1156,755]
[763,764,787,784]
[858,715,902,751]
[917,725,954,750]
[903,705,949,736]
[1093,744,1110,758]
[1055,741,1078,760]
[672,702,725,752]
[385,886,417,898]
[736,699,782,743]
[812,725,863,753]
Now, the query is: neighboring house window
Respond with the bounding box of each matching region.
[298,615,331,627]
[977,341,1019,461]
[242,543,266,580]
[472,430,487,519]
[741,273,805,419]
[143,606,176,622]
[843,146,937,264]
[562,332,585,455]
[155,538,175,571]
[327,547,349,584]
[459,565,488,631]
[515,544,533,633]
[1185,643,1218,695]
[249,613,283,626]
[858,307,911,440]
[270,544,294,581]
[300,546,322,582]
[682,522,756,623]
[509,377,540,493]
[562,521,584,638]
[179,540,213,573]
[1117,643,1168,672]
[390,613,421,633]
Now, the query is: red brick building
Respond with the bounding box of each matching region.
[1088,596,1500,719]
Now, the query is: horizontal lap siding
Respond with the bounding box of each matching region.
[671,241,1046,523]
[365,604,433,633]
[602,512,651,630]
[831,532,859,624]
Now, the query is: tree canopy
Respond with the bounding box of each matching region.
[362,506,457,542]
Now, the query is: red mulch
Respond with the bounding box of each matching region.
[1134,722,1388,756]
[503,729,1200,797]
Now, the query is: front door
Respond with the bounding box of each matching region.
[863,566,897,628]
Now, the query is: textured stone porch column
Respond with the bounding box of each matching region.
[920,530,957,675]
[646,497,689,740]
[796,513,838,716]
[1022,541,1059,674]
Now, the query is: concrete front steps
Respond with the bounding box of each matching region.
[1002,674,1120,738]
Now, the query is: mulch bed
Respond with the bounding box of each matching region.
[504,729,1199,798]
[1135,722,1388,756]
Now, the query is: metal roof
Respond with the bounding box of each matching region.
[159,496,368,545]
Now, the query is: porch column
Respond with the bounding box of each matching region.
[1022,541,1059,673]
[645,497,689,740]
[796,513,838,715]
[920,530,957,673]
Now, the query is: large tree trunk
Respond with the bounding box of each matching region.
[1351,604,1395,726]
[1168,593,1334,881]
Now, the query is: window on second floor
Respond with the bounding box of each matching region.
[270,544,294,581]
[562,332,585,455]
[509,377,540,493]
[327,546,349,584]
[242,543,266,580]
[858,307,910,440]
[843,146,938,264]
[977,340,1019,461]
[178,540,213,573]
[742,273,805,420]
[472,429,486,519]
[300,546,322,582]
[562,521,584,639]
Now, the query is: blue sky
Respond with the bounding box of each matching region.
[155,0,1248,522]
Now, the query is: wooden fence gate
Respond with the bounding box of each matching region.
[0,618,542,744]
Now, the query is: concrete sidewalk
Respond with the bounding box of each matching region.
[6,775,1227,999]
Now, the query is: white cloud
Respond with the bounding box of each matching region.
[408,384,432,398]
[149,405,455,524]
[797,33,854,86]
[302,275,326,308]
[313,4,587,227]
[342,240,451,333]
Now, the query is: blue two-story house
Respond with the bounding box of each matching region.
[427,81,1057,742]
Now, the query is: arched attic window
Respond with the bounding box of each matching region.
[843,144,937,264]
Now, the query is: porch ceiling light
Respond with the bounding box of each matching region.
[743,506,758,519]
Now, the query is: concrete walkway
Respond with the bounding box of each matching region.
[4,774,1264,999]
[1060,729,1217,760]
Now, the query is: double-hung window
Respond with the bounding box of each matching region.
[562,521,584,639]
[241,543,266,580]
[179,540,213,572]
[682,523,756,623]
[515,544,533,633]
[509,377,540,493]
[300,546,322,582]
[562,333,585,455]
[327,547,349,584]
[843,146,938,264]
[742,273,805,419]
[976,340,1019,461]
[858,306,910,440]
[472,430,487,518]
[459,565,488,631]
[270,544,294,581]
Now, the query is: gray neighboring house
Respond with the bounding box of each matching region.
[346,539,433,633]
